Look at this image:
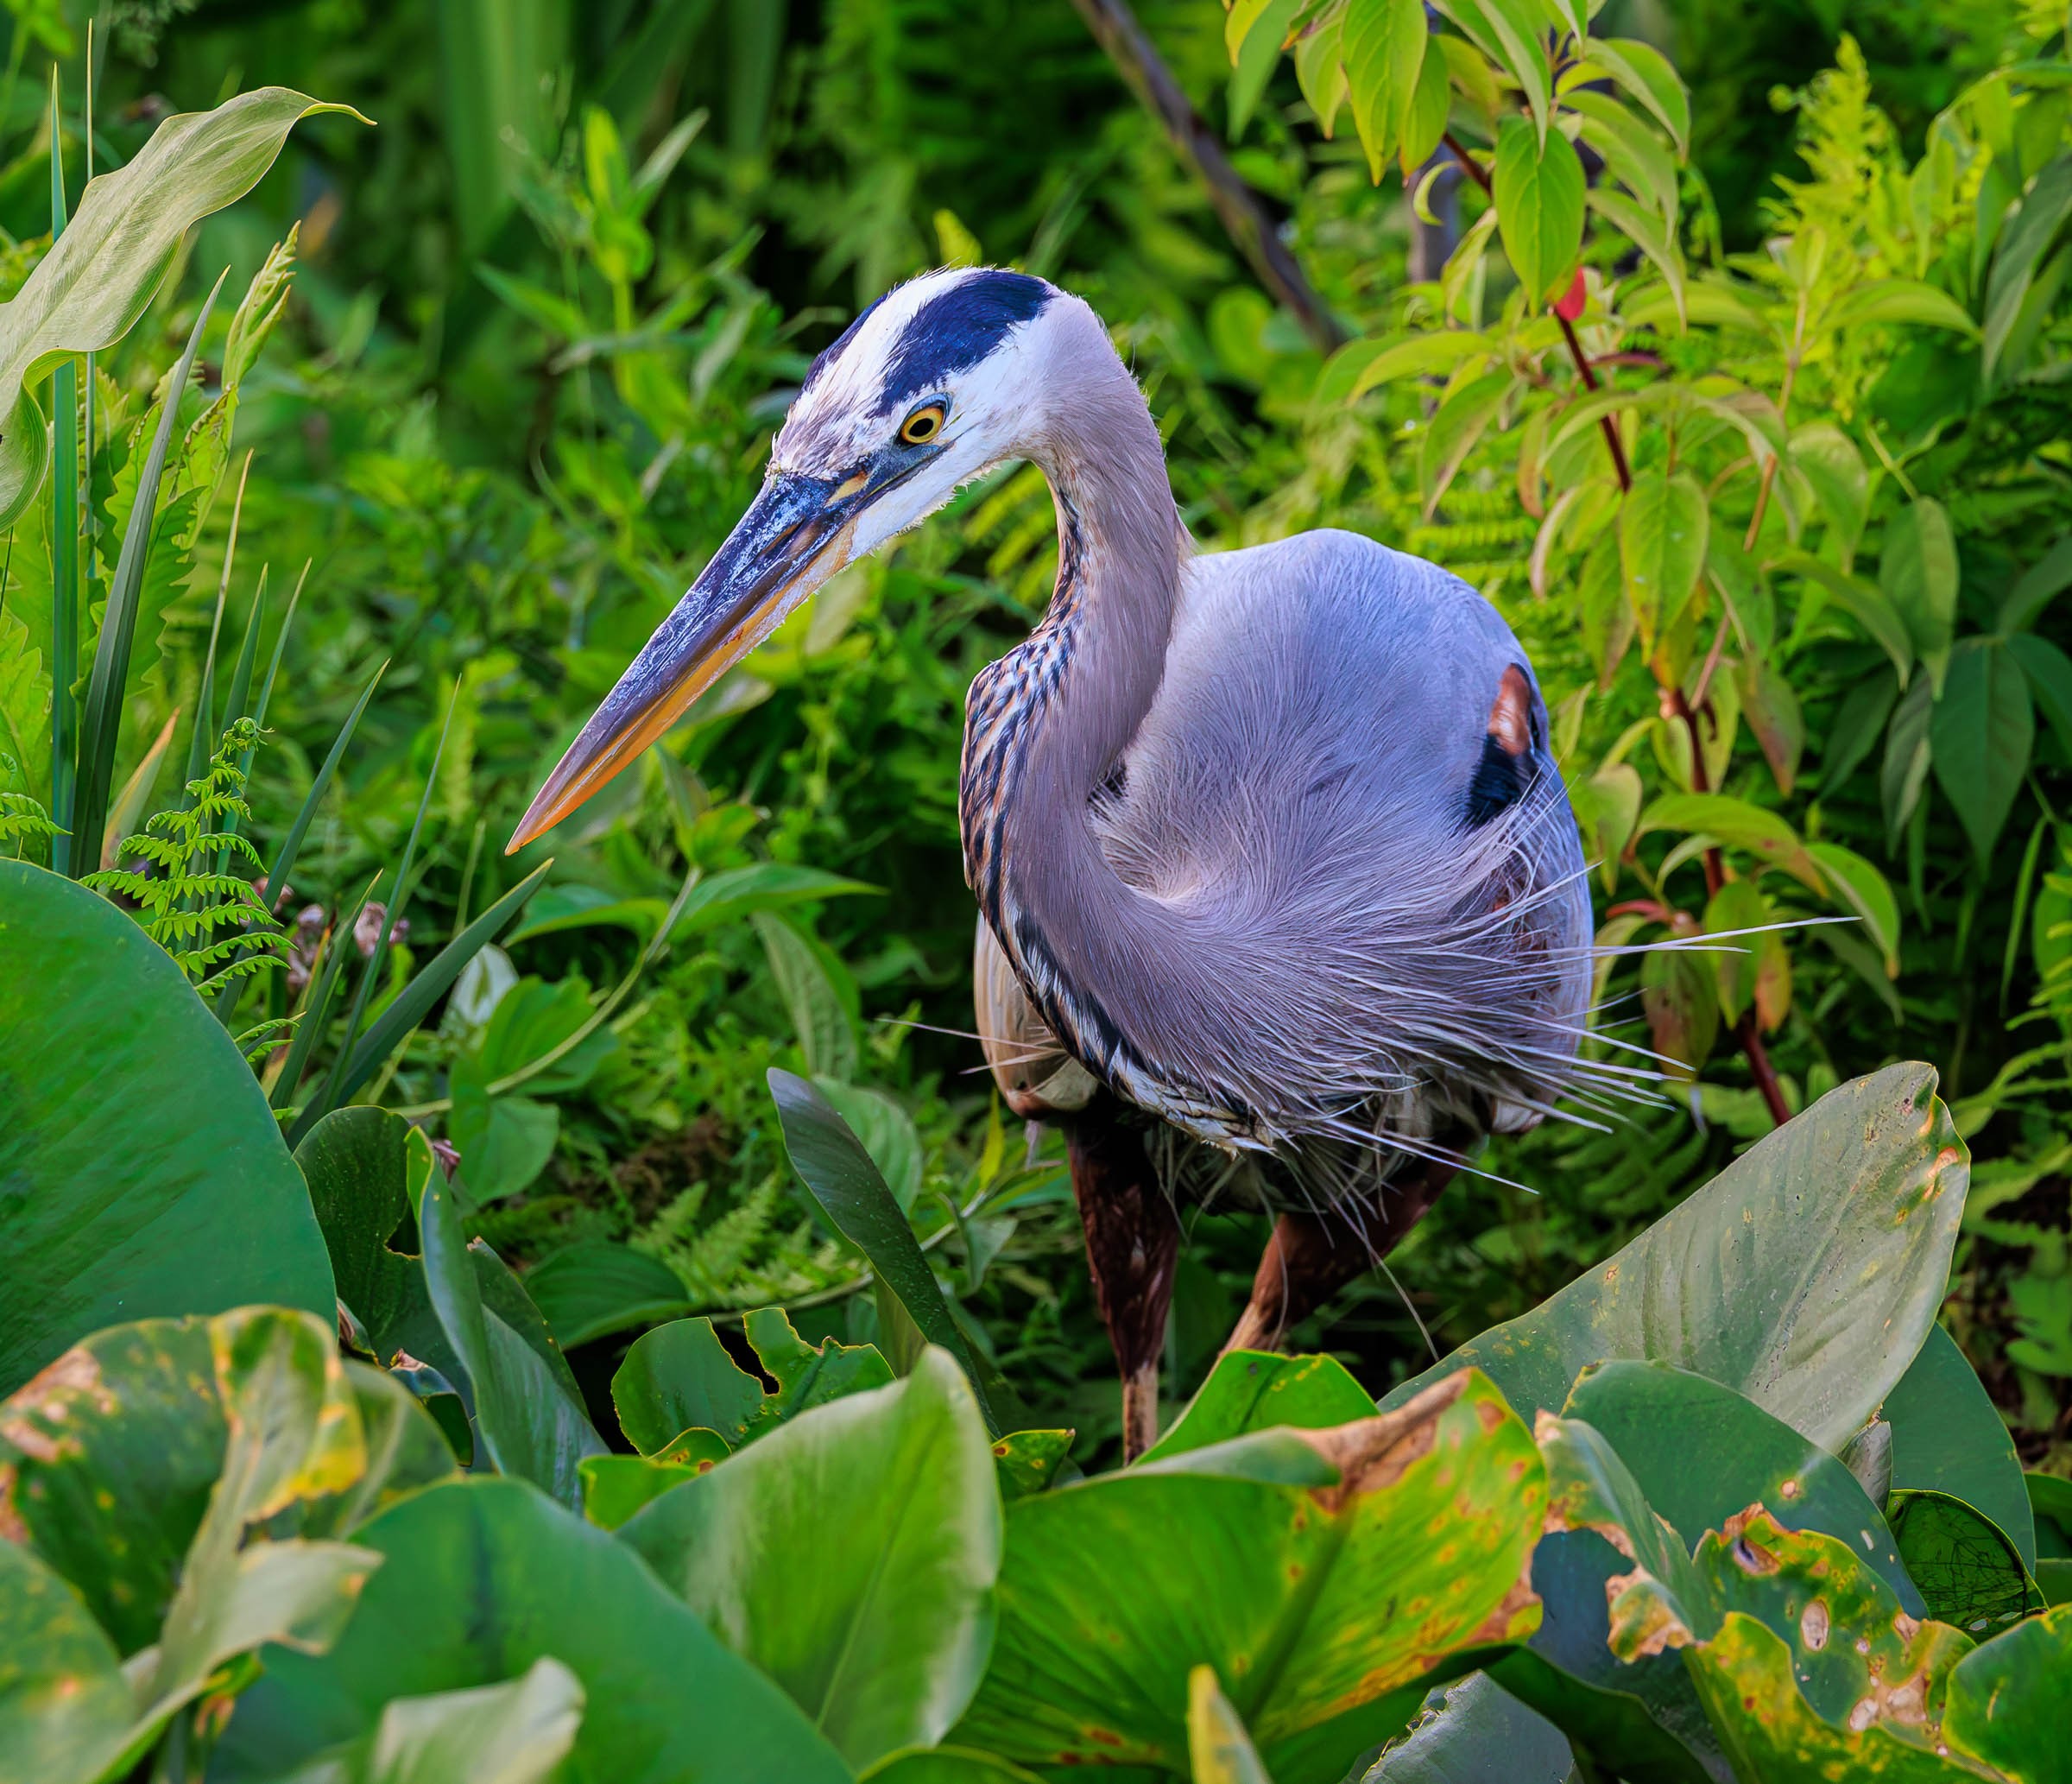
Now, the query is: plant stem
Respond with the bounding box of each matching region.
[1067,0,1346,352]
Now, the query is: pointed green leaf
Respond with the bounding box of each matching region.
[1492,114,1586,304]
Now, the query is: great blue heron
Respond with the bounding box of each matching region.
[513,267,1608,1457]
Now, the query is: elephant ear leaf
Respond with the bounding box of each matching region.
[0,86,368,529]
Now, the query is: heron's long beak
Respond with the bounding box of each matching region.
[508,468,876,851]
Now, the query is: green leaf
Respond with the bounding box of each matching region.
[215,1476,853,1784]
[1999,532,2072,634]
[623,1351,1000,1771]
[1827,277,1980,336]
[1887,1490,2040,1632]
[1703,878,1786,1031]
[769,1067,1012,1434]
[1570,38,1690,157]
[577,1452,708,1531]
[522,1241,690,1347]
[665,861,875,941]
[420,1173,605,1508]
[69,276,220,882]
[1635,791,1804,869]
[1930,636,2033,867]
[1944,1604,2072,1780]
[1189,1665,1275,1784]
[0,1538,133,1784]
[1738,655,1805,795]
[270,1656,584,1784]
[1418,370,1512,518]
[1806,841,1901,977]
[951,1372,1544,1770]
[2010,631,2072,762]
[1619,469,1707,654]
[1882,676,1935,846]
[1775,548,1913,684]
[991,1428,1076,1500]
[610,1306,894,1458]
[1883,1324,2037,1570]
[1563,1360,1922,1611]
[0,89,365,531]
[1984,150,2072,377]
[1879,497,1960,678]
[1227,0,1303,139]
[0,861,333,1395]
[1567,89,1678,224]
[1141,1351,1378,1465]
[1587,187,1686,323]
[1380,1066,1968,1450]
[1363,1673,1575,1782]
[1432,0,1553,145]
[1342,329,1494,400]
[1492,114,1586,304]
[1342,0,1428,181]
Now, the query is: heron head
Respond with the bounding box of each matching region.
[509,266,1061,850]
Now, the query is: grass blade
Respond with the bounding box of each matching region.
[259,657,386,916]
[178,452,254,811]
[269,872,377,1113]
[213,559,306,884]
[768,1066,1015,1436]
[304,696,458,1129]
[47,71,77,872]
[70,269,228,876]
[306,857,555,1134]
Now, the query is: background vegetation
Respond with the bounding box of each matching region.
[0,0,2067,1478]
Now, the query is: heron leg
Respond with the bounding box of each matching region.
[1221,1161,1456,1356]
[1063,1101,1178,1463]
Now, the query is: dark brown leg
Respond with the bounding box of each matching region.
[1222,1161,1456,1356]
[1063,1100,1179,1462]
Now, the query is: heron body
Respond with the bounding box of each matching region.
[513,266,1601,1449]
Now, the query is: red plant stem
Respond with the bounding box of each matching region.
[1529,199,1789,1130]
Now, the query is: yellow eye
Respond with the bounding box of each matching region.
[900,402,946,445]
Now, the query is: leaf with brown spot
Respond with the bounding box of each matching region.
[951,1371,1545,1775]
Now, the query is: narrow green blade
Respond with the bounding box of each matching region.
[70,269,227,877]
[292,859,553,1142]
[47,72,77,872]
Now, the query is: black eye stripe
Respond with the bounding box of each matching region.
[1464,732,1531,827]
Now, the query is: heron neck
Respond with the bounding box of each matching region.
[961,325,1188,1105]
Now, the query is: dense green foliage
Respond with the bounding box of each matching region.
[3,0,2072,1773]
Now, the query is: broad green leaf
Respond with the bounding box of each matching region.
[1640,946,1717,1078]
[1568,761,1642,891]
[1618,470,1707,653]
[1887,1490,2040,1632]
[611,1307,893,1455]
[1141,1351,1377,1465]
[1789,421,1869,560]
[1984,150,2072,376]
[0,861,333,1395]
[1776,548,1913,684]
[1363,1672,1575,1782]
[1999,532,2072,634]
[1608,1512,1977,1780]
[1341,0,1422,180]
[952,1372,1544,1770]
[1419,370,1512,517]
[666,861,875,941]
[813,1079,925,1210]
[1930,636,2033,867]
[623,1351,1001,1770]
[1292,10,1348,138]
[1563,1361,1920,1610]
[0,89,364,530]
[1827,278,1980,336]
[214,1477,852,1784]
[1512,1415,1721,1782]
[1587,187,1685,323]
[1883,1325,2037,1570]
[1492,115,1585,304]
[1879,498,1960,678]
[1567,90,1678,223]
[1225,0,1302,138]
[756,910,859,1080]
[1398,30,1450,173]
[270,1656,584,1784]
[769,1067,1011,1434]
[1432,0,1552,144]
[522,1241,691,1347]
[1883,676,1935,845]
[578,1452,709,1531]
[2009,630,2072,762]
[1380,1066,1968,1451]
[0,1539,133,1784]
[1943,1604,2072,1781]
[420,1174,605,1508]
[1189,1666,1273,1784]
[1806,841,1901,976]
[1570,38,1690,156]
[1738,655,1804,795]
[1635,791,1802,869]
[1343,330,1494,401]
[1703,879,1786,1031]
[991,1428,1075,1499]
[864,1750,1049,1784]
